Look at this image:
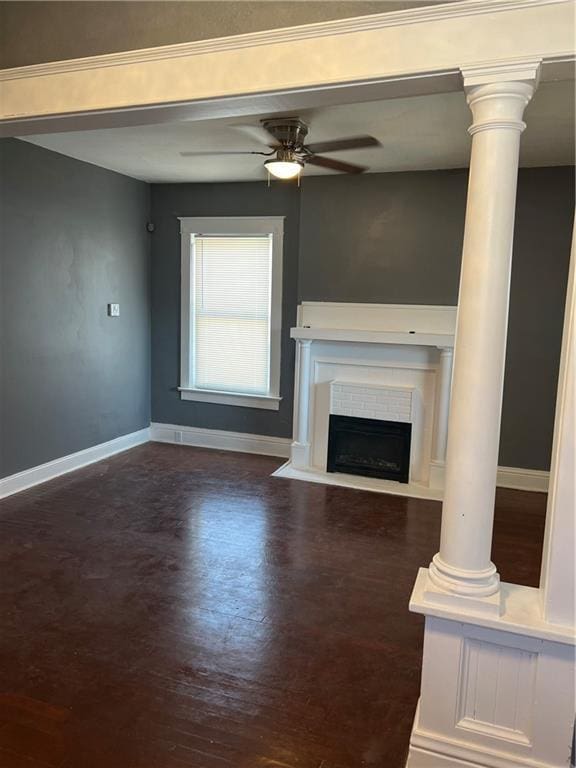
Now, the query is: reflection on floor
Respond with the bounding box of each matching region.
[0,443,546,768]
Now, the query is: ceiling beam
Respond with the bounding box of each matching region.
[0,0,573,137]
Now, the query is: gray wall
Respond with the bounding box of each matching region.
[298,167,574,470]
[501,167,573,469]
[151,167,573,470]
[298,170,467,304]
[150,182,300,438]
[0,1,439,69]
[0,138,151,478]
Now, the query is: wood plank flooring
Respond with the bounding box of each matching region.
[0,443,546,767]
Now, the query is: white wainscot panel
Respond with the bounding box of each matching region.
[408,613,576,768]
[457,637,536,745]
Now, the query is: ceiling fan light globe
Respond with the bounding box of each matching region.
[264,159,303,180]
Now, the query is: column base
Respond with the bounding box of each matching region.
[291,440,311,469]
[423,580,502,618]
[427,553,501,616]
[429,460,446,490]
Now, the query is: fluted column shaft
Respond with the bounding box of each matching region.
[292,339,313,468]
[432,347,454,464]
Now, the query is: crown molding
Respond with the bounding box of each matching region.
[461,56,542,86]
[0,0,570,82]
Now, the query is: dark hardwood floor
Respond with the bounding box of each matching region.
[0,444,547,768]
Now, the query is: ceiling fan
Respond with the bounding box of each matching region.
[180,117,381,180]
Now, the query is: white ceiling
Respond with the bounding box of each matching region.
[23,80,574,183]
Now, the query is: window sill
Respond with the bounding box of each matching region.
[178,387,281,411]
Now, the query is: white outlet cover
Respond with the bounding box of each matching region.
[108,303,120,317]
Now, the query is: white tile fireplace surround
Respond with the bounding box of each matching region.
[273,303,456,500]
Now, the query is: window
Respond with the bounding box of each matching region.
[179,217,284,410]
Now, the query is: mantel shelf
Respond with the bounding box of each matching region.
[290,327,455,348]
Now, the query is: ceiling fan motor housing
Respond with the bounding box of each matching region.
[262,118,309,149]
[275,147,302,164]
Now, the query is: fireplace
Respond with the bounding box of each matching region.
[327,415,412,483]
[273,302,456,498]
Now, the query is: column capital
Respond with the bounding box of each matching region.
[461,59,541,135]
[461,58,541,90]
[298,338,313,348]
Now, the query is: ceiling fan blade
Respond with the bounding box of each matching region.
[230,123,277,147]
[179,150,268,157]
[304,135,380,154]
[306,154,367,174]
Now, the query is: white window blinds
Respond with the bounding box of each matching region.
[192,234,273,395]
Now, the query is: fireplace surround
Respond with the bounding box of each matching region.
[273,302,457,500]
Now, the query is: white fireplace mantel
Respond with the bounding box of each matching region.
[291,327,454,348]
[275,303,457,500]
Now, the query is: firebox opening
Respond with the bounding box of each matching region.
[327,415,412,483]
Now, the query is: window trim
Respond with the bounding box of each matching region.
[179,216,284,410]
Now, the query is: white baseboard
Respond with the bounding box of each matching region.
[408,728,561,768]
[150,422,291,458]
[275,459,548,498]
[431,461,549,493]
[406,743,538,768]
[0,423,547,501]
[407,743,485,767]
[496,466,549,493]
[0,428,150,499]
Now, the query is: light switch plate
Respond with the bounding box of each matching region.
[108,303,120,317]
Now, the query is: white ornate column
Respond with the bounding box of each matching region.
[427,61,540,610]
[406,59,576,768]
[291,339,313,469]
[407,212,575,768]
